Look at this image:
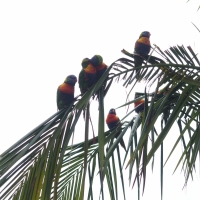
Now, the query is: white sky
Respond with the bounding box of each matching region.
[0,0,200,199]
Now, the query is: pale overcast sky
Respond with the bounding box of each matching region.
[0,1,200,199]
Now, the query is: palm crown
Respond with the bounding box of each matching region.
[1,44,200,200]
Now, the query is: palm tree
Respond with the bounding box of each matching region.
[1,44,200,200]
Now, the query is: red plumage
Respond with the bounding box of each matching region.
[78,58,97,94]
[134,36,151,55]
[57,75,77,110]
[106,109,126,151]
[90,55,108,80]
[95,63,108,80]
[134,31,151,79]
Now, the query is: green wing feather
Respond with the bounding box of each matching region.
[56,87,63,110]
[78,69,87,94]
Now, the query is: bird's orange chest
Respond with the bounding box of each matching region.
[84,64,96,74]
[59,83,74,93]
[134,99,145,107]
[136,37,150,46]
[95,63,107,71]
[106,114,119,123]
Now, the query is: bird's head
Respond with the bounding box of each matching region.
[134,92,144,99]
[64,75,77,86]
[90,55,103,67]
[139,31,151,38]
[108,108,116,115]
[81,58,90,68]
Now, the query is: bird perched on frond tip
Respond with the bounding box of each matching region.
[134,31,151,55]
[134,93,145,113]
[134,31,151,79]
[78,57,97,94]
[90,55,108,100]
[156,87,171,100]
[106,108,126,151]
[90,55,108,80]
[57,75,77,110]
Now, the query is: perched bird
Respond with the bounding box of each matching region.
[134,92,145,113]
[134,31,151,78]
[134,31,151,55]
[78,58,97,94]
[90,55,108,80]
[106,108,126,151]
[155,87,171,100]
[90,55,108,100]
[57,75,77,110]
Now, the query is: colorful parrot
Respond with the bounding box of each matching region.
[57,75,77,110]
[90,55,108,80]
[155,87,171,100]
[90,55,108,99]
[134,31,151,78]
[106,108,126,151]
[134,31,151,55]
[78,58,97,94]
[134,92,145,113]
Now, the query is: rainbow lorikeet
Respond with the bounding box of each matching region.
[134,93,145,113]
[106,108,126,151]
[155,87,171,100]
[78,58,97,94]
[57,75,77,110]
[134,31,151,77]
[90,55,108,99]
[134,31,151,55]
[90,55,108,80]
